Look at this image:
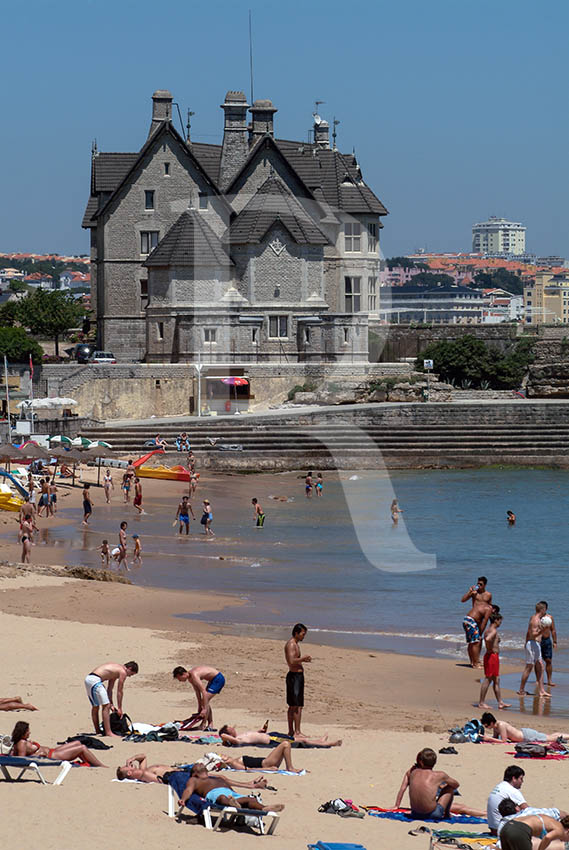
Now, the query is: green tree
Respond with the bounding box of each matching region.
[0,327,43,363]
[8,280,29,293]
[416,335,534,389]
[472,268,525,296]
[385,257,429,270]
[0,301,18,326]
[17,290,84,355]
[406,272,455,288]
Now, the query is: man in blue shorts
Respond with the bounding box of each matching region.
[175,495,195,535]
[172,664,225,730]
[460,576,493,668]
[178,764,285,812]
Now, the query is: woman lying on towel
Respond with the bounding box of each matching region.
[0,696,38,711]
[10,721,107,767]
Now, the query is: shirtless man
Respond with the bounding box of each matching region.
[218,739,302,773]
[539,600,557,688]
[480,712,569,744]
[175,495,195,535]
[116,753,182,783]
[285,623,311,737]
[478,613,510,710]
[133,477,143,515]
[394,748,485,820]
[518,602,549,698]
[37,477,50,518]
[84,661,139,737]
[461,576,492,668]
[178,764,284,812]
[172,665,225,730]
[219,723,341,748]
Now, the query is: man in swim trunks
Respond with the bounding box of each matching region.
[305,471,313,498]
[175,495,195,535]
[252,498,265,527]
[394,748,485,819]
[538,600,557,688]
[85,660,138,737]
[518,602,549,698]
[219,722,341,748]
[478,612,510,710]
[219,739,302,772]
[82,483,93,526]
[460,576,493,668]
[172,664,225,730]
[178,764,284,812]
[116,753,187,783]
[480,712,569,744]
[285,623,311,738]
[133,477,143,514]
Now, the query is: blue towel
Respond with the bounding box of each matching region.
[308,844,367,850]
[368,811,486,824]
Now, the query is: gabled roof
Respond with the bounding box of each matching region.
[143,210,233,267]
[224,134,319,203]
[226,174,329,246]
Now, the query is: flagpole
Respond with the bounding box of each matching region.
[4,356,11,442]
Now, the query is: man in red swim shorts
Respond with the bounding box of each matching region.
[478,613,510,710]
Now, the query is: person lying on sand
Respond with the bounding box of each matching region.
[480,713,569,744]
[498,800,569,850]
[10,721,107,767]
[394,747,485,820]
[0,696,38,711]
[116,753,184,783]
[219,739,303,773]
[219,723,341,748]
[178,764,283,811]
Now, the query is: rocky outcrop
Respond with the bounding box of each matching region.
[292,374,453,405]
[527,363,569,398]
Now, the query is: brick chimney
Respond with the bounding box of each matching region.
[148,90,173,138]
[219,90,250,189]
[249,99,277,147]
[314,117,330,149]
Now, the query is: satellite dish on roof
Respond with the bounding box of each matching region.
[313,113,322,125]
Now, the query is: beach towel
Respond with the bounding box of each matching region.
[366,807,486,825]
[223,766,307,776]
[308,844,367,850]
[509,751,569,761]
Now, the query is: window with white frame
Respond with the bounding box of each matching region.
[144,190,155,210]
[344,276,361,312]
[141,231,159,254]
[204,328,217,343]
[367,222,378,253]
[269,315,288,338]
[368,276,377,311]
[344,222,361,252]
[199,192,208,210]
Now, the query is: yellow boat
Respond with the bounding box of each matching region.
[0,485,23,512]
[136,464,190,482]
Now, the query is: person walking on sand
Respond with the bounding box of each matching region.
[122,471,131,503]
[391,498,403,523]
[176,494,195,535]
[103,468,114,503]
[539,600,557,688]
[49,480,57,515]
[82,484,93,526]
[132,534,142,566]
[518,602,549,698]
[285,623,311,739]
[461,576,492,668]
[252,497,265,527]
[305,471,313,498]
[117,520,129,571]
[200,499,214,537]
[84,661,138,738]
[172,665,226,731]
[479,612,510,710]
[21,534,32,564]
[133,477,143,514]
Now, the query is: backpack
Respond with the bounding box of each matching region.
[108,712,134,736]
[514,743,548,758]
[318,799,365,818]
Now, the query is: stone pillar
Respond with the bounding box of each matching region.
[219,91,250,189]
[249,99,277,146]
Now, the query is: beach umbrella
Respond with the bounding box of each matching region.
[78,445,116,486]
[16,397,77,410]
[221,376,249,408]
[49,435,73,446]
[72,436,94,449]
[91,440,113,450]
[0,444,24,461]
[17,442,51,460]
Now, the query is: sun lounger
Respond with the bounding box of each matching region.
[165,775,280,834]
[0,755,72,785]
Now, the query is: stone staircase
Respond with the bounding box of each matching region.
[81,405,569,470]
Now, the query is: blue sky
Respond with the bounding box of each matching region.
[2,0,566,258]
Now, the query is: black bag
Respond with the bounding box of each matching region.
[62,735,112,750]
[514,743,548,758]
[109,712,134,736]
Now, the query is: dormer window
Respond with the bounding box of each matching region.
[145,190,155,210]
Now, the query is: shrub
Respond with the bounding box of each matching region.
[287,382,316,401]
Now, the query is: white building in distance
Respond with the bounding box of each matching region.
[472,216,526,256]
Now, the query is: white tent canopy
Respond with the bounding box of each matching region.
[17,397,78,410]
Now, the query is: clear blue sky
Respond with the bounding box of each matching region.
[2,0,566,258]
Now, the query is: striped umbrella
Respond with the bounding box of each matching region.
[49,435,73,446]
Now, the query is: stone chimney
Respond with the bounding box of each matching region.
[249,99,277,146]
[148,90,173,138]
[219,90,250,189]
[314,117,330,149]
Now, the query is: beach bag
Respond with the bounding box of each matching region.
[62,735,112,750]
[318,799,365,818]
[109,711,133,736]
[514,743,548,758]
[462,719,484,743]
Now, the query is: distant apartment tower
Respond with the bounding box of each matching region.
[472,216,526,255]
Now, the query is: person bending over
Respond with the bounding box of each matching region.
[394,747,485,820]
[10,721,107,767]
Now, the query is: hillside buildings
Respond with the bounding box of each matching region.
[472,216,526,256]
[83,89,388,363]
[524,271,569,325]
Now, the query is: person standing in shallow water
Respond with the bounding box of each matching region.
[391,499,403,523]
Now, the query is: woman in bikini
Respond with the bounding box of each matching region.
[103,468,114,503]
[10,721,107,766]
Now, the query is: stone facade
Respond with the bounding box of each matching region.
[83,90,388,363]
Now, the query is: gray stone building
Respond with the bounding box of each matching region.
[83,89,388,363]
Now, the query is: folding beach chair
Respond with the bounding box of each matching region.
[0,755,72,785]
[166,778,280,835]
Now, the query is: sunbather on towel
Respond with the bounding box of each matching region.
[10,721,107,767]
[480,713,569,744]
[0,696,38,711]
[219,740,303,773]
[178,764,284,812]
[394,748,485,820]
[219,723,341,748]
[116,753,186,783]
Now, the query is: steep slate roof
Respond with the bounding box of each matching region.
[143,210,233,267]
[83,152,139,227]
[226,174,329,246]
[191,142,222,185]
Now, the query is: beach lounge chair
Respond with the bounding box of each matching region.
[0,754,72,785]
[166,779,280,835]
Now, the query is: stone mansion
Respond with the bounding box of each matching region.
[83,90,388,363]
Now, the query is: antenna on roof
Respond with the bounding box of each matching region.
[249,10,255,106]
[314,100,325,114]
[332,117,340,150]
[186,109,195,143]
[91,139,98,158]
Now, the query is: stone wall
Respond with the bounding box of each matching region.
[369,323,521,362]
[527,363,569,398]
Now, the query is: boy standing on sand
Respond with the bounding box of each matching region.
[460,576,493,668]
[172,665,225,731]
[285,623,311,738]
[539,600,557,688]
[84,661,138,738]
[82,484,93,526]
[518,602,549,698]
[394,748,485,819]
[478,612,510,710]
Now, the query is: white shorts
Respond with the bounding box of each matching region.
[525,640,542,665]
[85,674,110,707]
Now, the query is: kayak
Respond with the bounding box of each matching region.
[136,464,190,482]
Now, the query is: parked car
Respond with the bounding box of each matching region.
[89,350,117,364]
[71,343,94,363]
